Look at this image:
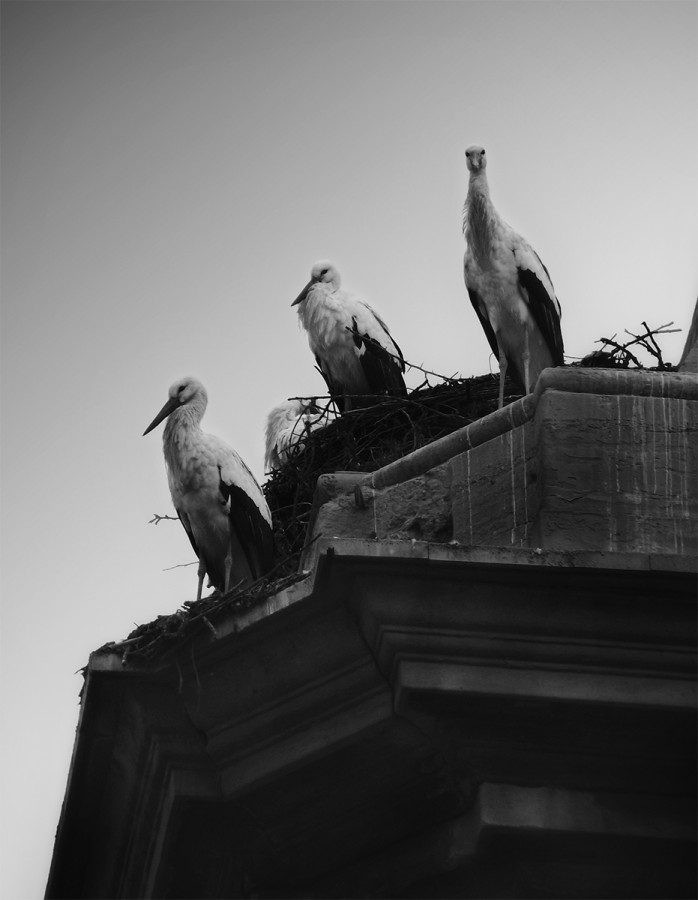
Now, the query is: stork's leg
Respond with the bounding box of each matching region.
[196,558,206,603]
[522,323,531,395]
[224,554,233,594]
[224,517,235,594]
[497,343,508,409]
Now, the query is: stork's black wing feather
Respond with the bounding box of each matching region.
[315,354,348,412]
[467,287,498,358]
[516,261,565,366]
[351,316,407,398]
[467,286,525,390]
[176,507,201,560]
[218,476,275,581]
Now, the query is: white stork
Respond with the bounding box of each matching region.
[292,260,407,412]
[264,398,328,472]
[462,146,564,408]
[143,376,274,600]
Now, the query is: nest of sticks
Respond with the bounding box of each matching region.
[264,371,520,570]
[579,320,679,370]
[95,567,310,666]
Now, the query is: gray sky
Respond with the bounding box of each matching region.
[1,1,696,896]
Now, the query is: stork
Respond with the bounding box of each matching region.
[143,377,274,601]
[462,145,564,408]
[292,260,407,412]
[264,398,328,472]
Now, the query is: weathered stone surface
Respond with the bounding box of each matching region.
[313,466,454,544]
[449,420,539,548]
[373,463,453,542]
[309,486,372,542]
[536,389,696,554]
[309,369,697,558]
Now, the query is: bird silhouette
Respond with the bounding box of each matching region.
[143,376,274,600]
[292,260,406,412]
[462,146,564,408]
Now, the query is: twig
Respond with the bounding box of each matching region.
[586,320,681,371]
[623,320,680,369]
[148,513,179,525]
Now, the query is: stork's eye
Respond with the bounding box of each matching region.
[177,385,186,394]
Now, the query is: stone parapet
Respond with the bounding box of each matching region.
[307,367,697,560]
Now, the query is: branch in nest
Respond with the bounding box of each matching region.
[588,321,681,370]
[148,513,179,525]
[622,320,681,369]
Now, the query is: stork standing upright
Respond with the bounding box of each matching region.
[143,377,274,601]
[264,398,327,472]
[462,146,564,408]
[292,261,407,412]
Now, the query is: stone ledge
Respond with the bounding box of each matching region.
[313,368,698,496]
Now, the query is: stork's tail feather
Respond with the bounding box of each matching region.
[516,267,565,366]
[349,319,407,399]
[218,474,275,584]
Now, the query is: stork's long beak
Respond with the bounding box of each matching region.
[143,396,179,436]
[291,278,315,307]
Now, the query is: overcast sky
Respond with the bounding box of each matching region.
[1,1,696,896]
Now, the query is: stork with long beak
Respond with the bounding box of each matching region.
[292,260,407,413]
[144,377,274,601]
[462,145,564,408]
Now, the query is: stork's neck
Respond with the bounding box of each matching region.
[296,283,338,331]
[463,171,498,266]
[163,403,205,473]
